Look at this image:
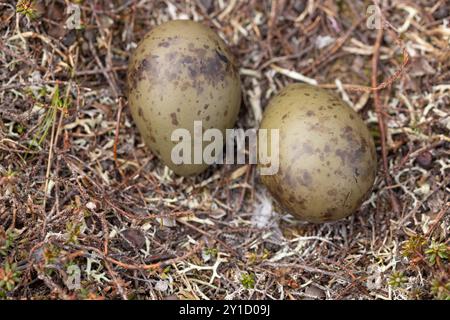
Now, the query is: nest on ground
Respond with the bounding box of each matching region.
[0,0,448,300]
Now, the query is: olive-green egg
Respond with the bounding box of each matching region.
[127,20,241,176]
[258,84,377,222]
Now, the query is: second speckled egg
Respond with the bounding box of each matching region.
[258,84,377,222]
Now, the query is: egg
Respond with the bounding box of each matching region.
[127,20,241,176]
[258,84,377,222]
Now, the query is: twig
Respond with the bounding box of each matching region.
[178,219,240,257]
[114,97,125,178]
[106,240,205,271]
[262,262,352,283]
[426,203,450,239]
[371,24,400,214]
[88,40,120,99]
[41,85,67,235]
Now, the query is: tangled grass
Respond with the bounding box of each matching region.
[0,0,448,300]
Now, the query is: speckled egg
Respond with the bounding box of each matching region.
[258,84,377,222]
[127,20,241,176]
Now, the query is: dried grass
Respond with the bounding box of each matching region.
[0,0,448,300]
